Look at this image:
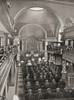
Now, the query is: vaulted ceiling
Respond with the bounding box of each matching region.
[14,5,60,39]
[0,0,74,40]
[0,0,14,35]
[56,0,74,3]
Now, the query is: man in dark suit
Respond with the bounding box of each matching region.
[58,79,66,90]
[42,79,50,89]
[34,88,44,100]
[25,81,32,90]
[62,88,71,98]
[44,88,53,99]
[70,88,74,97]
[25,89,34,100]
[34,81,41,90]
[55,88,64,98]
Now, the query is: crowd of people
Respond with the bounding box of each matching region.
[21,56,74,100]
[0,45,17,66]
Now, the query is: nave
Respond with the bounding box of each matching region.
[15,53,74,100]
[0,0,74,100]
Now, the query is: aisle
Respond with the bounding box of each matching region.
[6,73,15,100]
[6,87,15,100]
[17,66,25,100]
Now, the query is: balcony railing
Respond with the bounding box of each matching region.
[62,47,74,62]
[0,45,18,95]
[47,46,63,55]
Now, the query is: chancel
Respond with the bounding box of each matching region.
[0,0,74,100]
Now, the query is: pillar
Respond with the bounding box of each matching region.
[1,36,5,47]
[45,41,48,60]
[40,41,43,52]
[7,38,10,45]
[61,61,67,80]
[22,40,24,52]
[65,40,68,46]
[37,41,39,52]
[11,58,15,84]
[26,40,28,51]
[71,40,73,47]
[17,38,20,61]
[49,54,53,63]
[0,37,1,47]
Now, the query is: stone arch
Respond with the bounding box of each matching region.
[14,4,64,33]
[19,24,47,38]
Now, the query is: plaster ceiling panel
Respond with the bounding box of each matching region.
[19,24,45,39]
[14,6,60,38]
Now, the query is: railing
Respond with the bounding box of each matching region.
[62,48,74,62]
[0,46,18,95]
[47,46,63,55]
[41,98,74,100]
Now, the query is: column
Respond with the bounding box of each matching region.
[1,36,5,47]
[65,40,68,46]
[45,41,48,60]
[11,58,15,84]
[61,61,67,80]
[40,41,43,52]
[73,40,74,47]
[71,40,73,47]
[22,40,24,52]
[37,41,39,52]
[0,37,1,47]
[7,38,10,45]
[5,36,8,46]
[17,38,20,61]
[26,40,28,51]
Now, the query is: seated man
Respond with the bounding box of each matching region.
[62,87,71,98]
[55,88,64,98]
[39,74,44,85]
[70,88,74,98]
[34,88,44,100]
[42,79,50,89]
[58,79,66,90]
[34,81,41,90]
[25,89,34,100]
[33,74,37,83]
[24,75,31,83]
[43,74,47,81]
[44,88,54,99]
[50,79,56,90]
[25,81,32,90]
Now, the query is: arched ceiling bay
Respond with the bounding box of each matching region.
[19,24,46,39]
[14,5,60,38]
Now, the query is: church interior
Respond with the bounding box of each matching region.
[0,0,74,100]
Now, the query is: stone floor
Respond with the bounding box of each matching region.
[6,86,15,100]
[17,66,25,100]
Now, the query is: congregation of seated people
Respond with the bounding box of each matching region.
[22,57,74,100]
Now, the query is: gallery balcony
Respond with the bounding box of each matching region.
[0,45,18,95]
[47,46,63,55]
[62,47,74,63]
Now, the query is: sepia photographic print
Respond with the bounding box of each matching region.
[0,0,74,100]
